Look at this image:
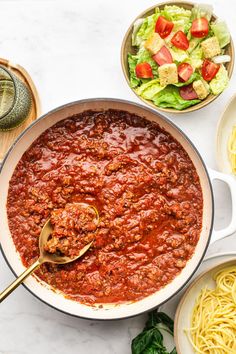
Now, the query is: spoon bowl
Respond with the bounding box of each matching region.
[39,221,93,264]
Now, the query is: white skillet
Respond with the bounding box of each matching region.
[1,98,236,320]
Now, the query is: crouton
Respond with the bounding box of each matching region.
[144,33,165,55]
[193,79,209,99]
[201,36,221,58]
[158,63,178,86]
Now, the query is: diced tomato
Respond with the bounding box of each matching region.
[190,18,209,38]
[178,63,193,82]
[155,16,174,39]
[171,31,189,50]
[201,59,220,81]
[180,84,198,100]
[135,62,154,78]
[153,46,173,66]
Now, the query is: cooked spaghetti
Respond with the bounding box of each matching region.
[228,126,236,174]
[185,266,236,354]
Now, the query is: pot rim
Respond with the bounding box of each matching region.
[0,97,214,320]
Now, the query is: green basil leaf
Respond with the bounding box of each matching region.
[132,329,156,354]
[155,312,174,334]
[145,340,169,354]
[143,347,159,354]
[143,345,167,354]
[145,311,160,329]
[143,342,161,354]
[153,329,164,343]
[170,348,177,354]
[131,310,176,354]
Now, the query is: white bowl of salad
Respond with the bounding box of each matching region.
[121,2,234,113]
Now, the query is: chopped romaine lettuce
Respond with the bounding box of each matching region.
[153,86,200,110]
[132,18,145,46]
[171,47,189,63]
[127,53,140,88]
[184,21,192,34]
[211,20,231,48]
[174,72,201,87]
[136,47,158,76]
[188,37,203,53]
[161,5,192,31]
[209,65,229,95]
[164,31,175,46]
[188,45,203,69]
[127,47,158,88]
[136,79,165,100]
[191,4,213,21]
[135,10,160,42]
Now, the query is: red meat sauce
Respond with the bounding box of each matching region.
[7,109,203,305]
[44,203,99,258]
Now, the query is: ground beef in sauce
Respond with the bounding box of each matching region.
[7,109,203,304]
[44,203,98,258]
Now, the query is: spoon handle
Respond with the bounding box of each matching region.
[0,259,41,303]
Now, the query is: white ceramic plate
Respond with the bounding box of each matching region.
[216,94,236,174]
[159,251,236,352]
[174,255,236,354]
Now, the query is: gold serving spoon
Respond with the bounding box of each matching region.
[0,204,98,302]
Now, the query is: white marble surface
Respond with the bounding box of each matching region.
[0,0,236,353]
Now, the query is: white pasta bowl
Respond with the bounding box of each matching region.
[174,258,236,354]
[216,93,236,175]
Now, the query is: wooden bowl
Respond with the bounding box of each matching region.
[121,1,235,114]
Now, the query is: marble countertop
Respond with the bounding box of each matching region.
[0,0,236,353]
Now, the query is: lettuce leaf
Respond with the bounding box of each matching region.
[135,10,160,42]
[188,45,203,69]
[211,20,231,48]
[170,47,189,63]
[132,19,145,46]
[153,86,200,110]
[209,65,229,95]
[191,4,213,21]
[161,5,192,31]
[128,53,140,88]
[188,37,203,52]
[136,79,166,100]
[127,48,159,89]
[136,47,158,76]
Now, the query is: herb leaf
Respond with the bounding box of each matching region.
[131,310,176,354]
[145,311,159,330]
[132,328,157,354]
[170,349,177,354]
[155,312,174,334]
